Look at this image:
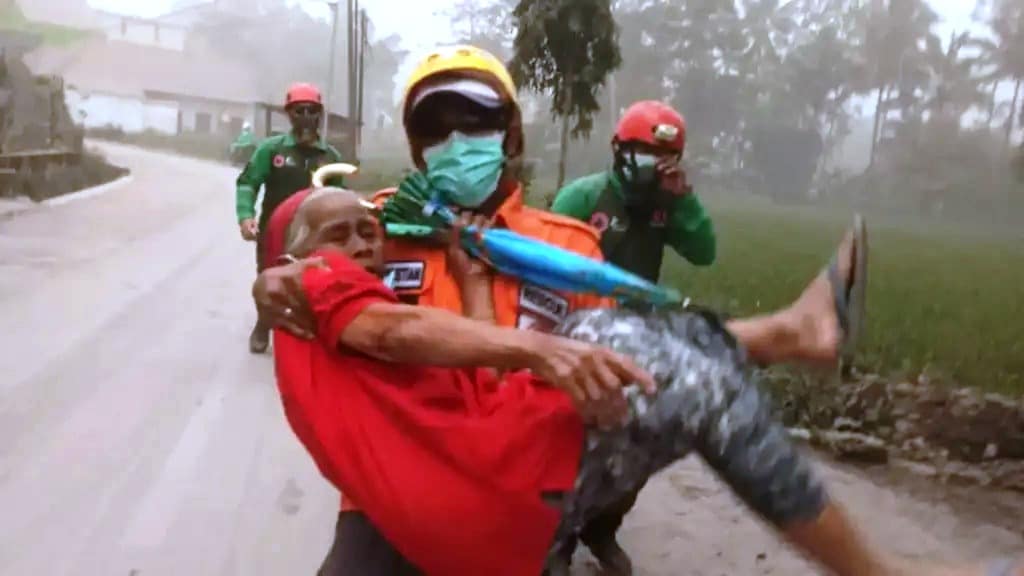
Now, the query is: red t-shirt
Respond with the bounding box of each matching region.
[273,250,585,576]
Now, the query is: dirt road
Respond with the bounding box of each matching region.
[0,143,1019,576]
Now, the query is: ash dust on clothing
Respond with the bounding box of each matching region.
[549,307,827,548]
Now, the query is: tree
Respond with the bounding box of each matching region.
[922,31,988,127]
[751,0,865,179]
[189,0,394,150]
[447,0,517,60]
[362,32,406,127]
[976,0,1024,149]
[509,0,622,188]
[746,122,824,202]
[603,2,676,122]
[858,0,940,168]
[613,0,744,169]
[190,0,348,112]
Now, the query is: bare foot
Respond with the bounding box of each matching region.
[782,221,862,365]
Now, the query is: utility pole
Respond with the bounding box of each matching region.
[347,0,357,157]
[357,9,367,153]
[608,74,618,127]
[322,0,340,147]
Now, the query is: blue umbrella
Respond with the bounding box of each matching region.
[407,200,684,307]
[469,226,682,306]
[379,172,683,306]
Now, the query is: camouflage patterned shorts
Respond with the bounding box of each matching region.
[546,307,827,555]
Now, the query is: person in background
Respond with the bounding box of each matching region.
[552,100,714,282]
[547,99,712,573]
[235,82,344,354]
[230,121,257,166]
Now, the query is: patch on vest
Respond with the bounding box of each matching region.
[589,211,610,233]
[517,284,570,332]
[272,154,285,168]
[384,261,425,290]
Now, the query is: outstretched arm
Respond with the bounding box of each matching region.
[337,301,542,370]
[302,252,655,425]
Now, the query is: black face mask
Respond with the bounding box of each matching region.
[613,149,672,213]
[288,105,322,143]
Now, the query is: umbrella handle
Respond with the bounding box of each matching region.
[312,162,359,187]
[311,163,379,212]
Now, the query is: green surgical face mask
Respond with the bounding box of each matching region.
[423,131,506,209]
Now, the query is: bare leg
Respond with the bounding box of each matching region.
[784,503,891,575]
[555,305,1016,576]
[726,222,858,366]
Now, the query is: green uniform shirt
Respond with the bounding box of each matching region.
[235,132,344,224]
[231,128,255,151]
[551,170,716,282]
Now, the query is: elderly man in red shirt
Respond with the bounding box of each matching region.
[260,186,1021,576]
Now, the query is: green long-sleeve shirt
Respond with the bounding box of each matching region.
[235,132,343,224]
[231,128,255,152]
[551,170,716,281]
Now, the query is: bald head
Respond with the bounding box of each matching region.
[285,187,384,273]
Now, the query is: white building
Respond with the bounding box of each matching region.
[18,0,270,137]
[25,35,265,137]
[23,5,268,137]
[93,13,190,52]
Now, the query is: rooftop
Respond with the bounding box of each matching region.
[25,36,267,104]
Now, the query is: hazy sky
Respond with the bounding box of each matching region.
[89,0,980,55]
[88,0,983,102]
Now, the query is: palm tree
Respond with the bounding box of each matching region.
[860,0,940,168]
[644,0,743,164]
[923,31,989,127]
[990,0,1024,148]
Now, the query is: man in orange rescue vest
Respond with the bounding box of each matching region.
[254,45,869,576]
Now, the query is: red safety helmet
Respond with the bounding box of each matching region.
[285,83,323,108]
[614,101,686,155]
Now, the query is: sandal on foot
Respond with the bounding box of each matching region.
[826,214,868,363]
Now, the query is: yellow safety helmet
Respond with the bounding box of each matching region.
[402,45,524,166]
[402,45,518,110]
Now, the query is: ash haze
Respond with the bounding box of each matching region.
[89,0,977,62]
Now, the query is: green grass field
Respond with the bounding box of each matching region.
[344,162,1024,395]
[659,197,1024,395]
